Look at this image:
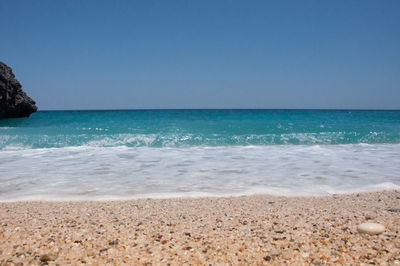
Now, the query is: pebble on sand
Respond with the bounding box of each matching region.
[357,223,385,235]
[39,254,57,262]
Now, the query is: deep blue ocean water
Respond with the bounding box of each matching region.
[0,110,399,201]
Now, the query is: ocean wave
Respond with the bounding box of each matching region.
[0,131,399,150]
[1,110,399,149]
[0,144,399,201]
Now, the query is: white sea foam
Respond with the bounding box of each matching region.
[0,144,399,201]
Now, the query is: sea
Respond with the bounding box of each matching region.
[0,109,399,201]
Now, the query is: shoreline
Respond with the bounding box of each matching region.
[1,191,399,265]
[2,143,399,203]
[2,186,400,203]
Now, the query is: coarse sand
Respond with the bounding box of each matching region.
[1,191,399,265]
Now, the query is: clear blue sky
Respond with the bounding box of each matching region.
[1,0,399,110]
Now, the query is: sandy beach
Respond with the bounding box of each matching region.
[0,191,399,265]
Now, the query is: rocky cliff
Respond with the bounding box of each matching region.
[0,62,37,118]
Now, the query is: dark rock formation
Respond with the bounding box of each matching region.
[0,62,37,118]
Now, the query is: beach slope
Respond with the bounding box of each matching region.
[1,191,399,265]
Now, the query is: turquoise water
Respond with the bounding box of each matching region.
[0,110,399,148]
[0,110,399,200]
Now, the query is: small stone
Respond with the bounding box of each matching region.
[387,208,400,213]
[301,252,310,258]
[312,258,322,265]
[109,239,118,246]
[282,252,292,260]
[40,254,57,262]
[357,223,385,235]
[365,212,376,220]
[16,252,25,258]
[270,250,282,257]
[272,236,286,241]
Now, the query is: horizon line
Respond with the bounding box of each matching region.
[36,108,400,112]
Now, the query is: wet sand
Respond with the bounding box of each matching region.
[1,191,399,265]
